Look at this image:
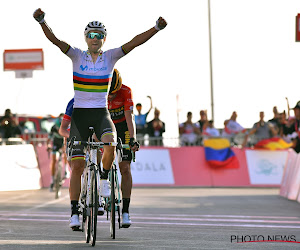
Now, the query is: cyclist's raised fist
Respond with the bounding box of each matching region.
[155,17,167,31]
[33,8,45,23]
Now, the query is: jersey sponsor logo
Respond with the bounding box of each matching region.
[109,106,125,120]
[80,65,108,72]
[124,131,130,150]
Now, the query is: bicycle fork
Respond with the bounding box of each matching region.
[90,148,102,209]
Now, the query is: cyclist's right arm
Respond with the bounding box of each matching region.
[33,8,69,53]
[59,119,71,138]
[59,98,74,138]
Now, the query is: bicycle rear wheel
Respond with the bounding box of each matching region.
[54,160,62,199]
[110,167,116,239]
[90,168,98,246]
[83,206,91,243]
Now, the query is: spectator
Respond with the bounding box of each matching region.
[0,109,18,138]
[202,120,220,138]
[134,96,153,145]
[198,110,208,133]
[147,108,165,146]
[243,111,278,147]
[179,111,201,146]
[277,111,288,137]
[283,101,300,153]
[268,106,281,130]
[222,111,246,137]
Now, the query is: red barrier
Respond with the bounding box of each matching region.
[287,153,300,200]
[279,149,300,203]
[168,147,251,187]
[35,145,70,188]
[168,147,212,186]
[35,145,287,188]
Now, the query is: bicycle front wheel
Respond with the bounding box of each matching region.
[90,168,98,246]
[110,167,116,239]
[81,172,90,243]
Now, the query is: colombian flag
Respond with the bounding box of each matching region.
[204,138,239,168]
[254,138,292,150]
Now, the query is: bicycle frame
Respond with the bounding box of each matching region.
[69,131,134,244]
[104,140,135,238]
[69,130,119,246]
[81,146,99,211]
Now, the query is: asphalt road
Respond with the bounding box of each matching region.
[0,187,300,249]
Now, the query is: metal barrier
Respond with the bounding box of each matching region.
[0,134,289,148]
[0,138,26,145]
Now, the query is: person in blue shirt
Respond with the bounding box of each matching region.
[134,96,152,145]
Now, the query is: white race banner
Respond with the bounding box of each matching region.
[246,150,288,185]
[0,144,41,191]
[131,149,174,184]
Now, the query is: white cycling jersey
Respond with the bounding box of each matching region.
[64,45,126,108]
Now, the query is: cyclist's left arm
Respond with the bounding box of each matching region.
[125,111,139,152]
[121,17,167,54]
[125,110,136,140]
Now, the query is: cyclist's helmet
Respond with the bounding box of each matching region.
[109,69,122,94]
[84,21,107,37]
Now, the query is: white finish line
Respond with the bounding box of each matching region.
[1,212,300,229]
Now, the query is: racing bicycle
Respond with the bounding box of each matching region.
[48,147,66,199]
[69,127,130,246]
[104,138,135,239]
[54,148,65,199]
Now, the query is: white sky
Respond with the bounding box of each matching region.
[1,0,300,138]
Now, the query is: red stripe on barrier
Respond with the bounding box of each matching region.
[168,147,212,186]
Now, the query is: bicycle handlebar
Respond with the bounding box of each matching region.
[73,141,119,147]
[68,136,135,162]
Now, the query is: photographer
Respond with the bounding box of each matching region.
[0,109,18,138]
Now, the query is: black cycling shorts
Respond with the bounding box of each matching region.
[70,108,116,160]
[51,137,64,153]
[115,120,132,162]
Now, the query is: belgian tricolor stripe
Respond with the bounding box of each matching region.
[73,72,112,93]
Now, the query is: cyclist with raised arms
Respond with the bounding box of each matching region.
[60,69,139,228]
[33,8,167,230]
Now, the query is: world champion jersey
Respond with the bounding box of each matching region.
[63,85,133,124]
[108,85,134,124]
[64,45,126,108]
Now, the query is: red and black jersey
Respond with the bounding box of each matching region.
[108,84,133,124]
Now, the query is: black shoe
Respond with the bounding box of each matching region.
[49,183,54,192]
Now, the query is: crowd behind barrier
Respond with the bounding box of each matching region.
[0,133,294,149]
[1,101,300,154]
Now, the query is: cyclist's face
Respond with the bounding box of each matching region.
[86,30,106,53]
